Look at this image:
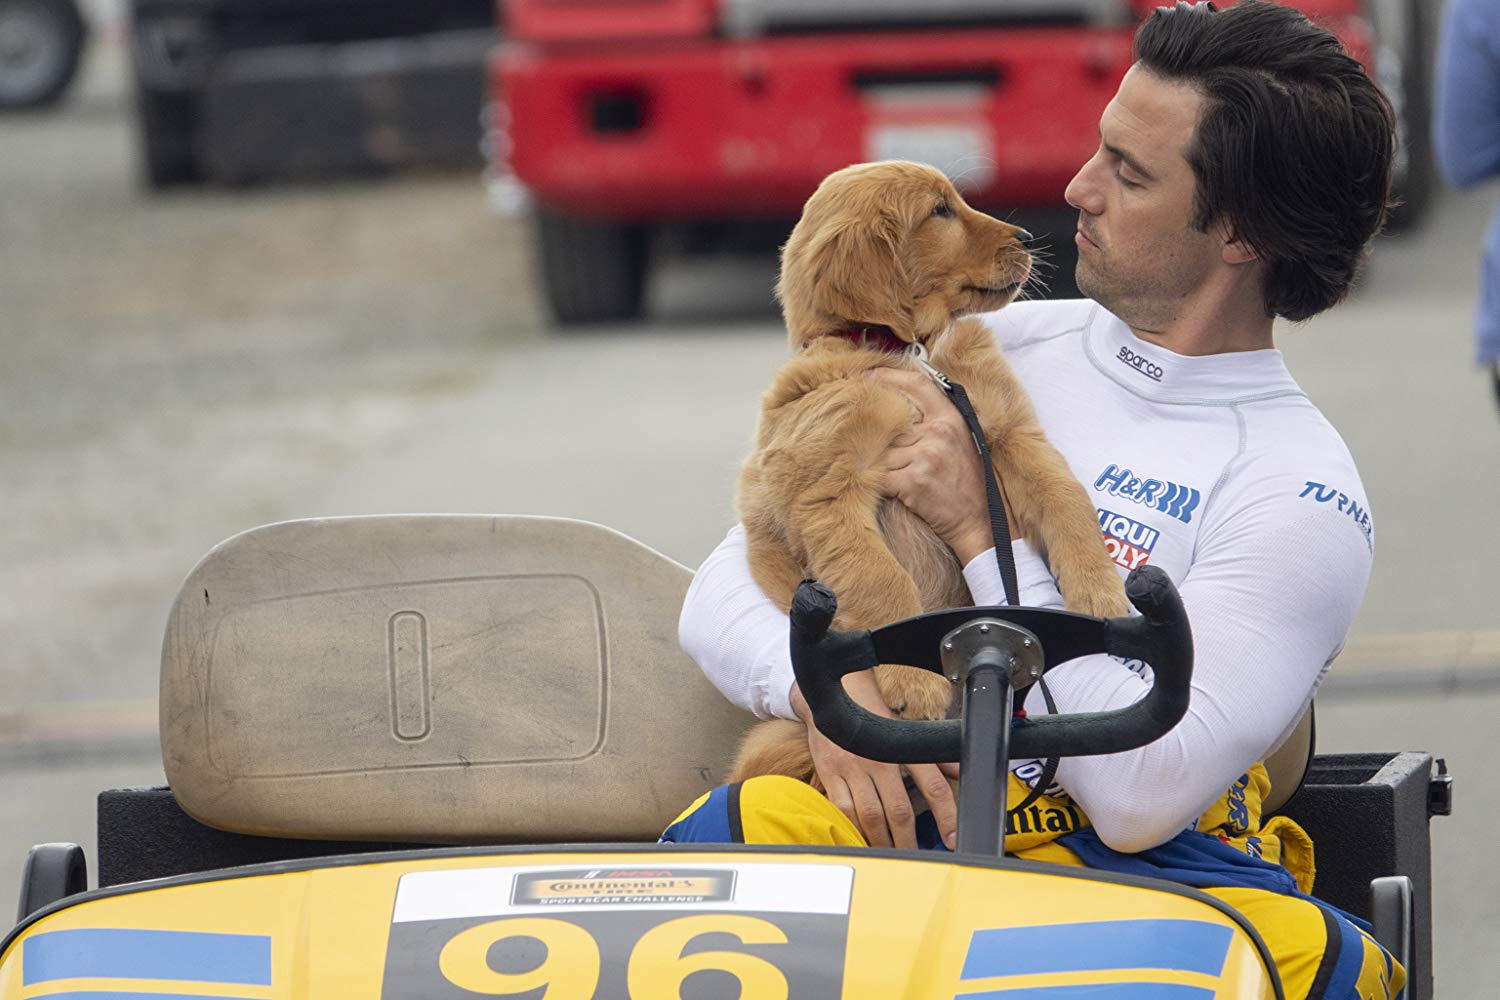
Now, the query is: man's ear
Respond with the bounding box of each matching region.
[783,212,914,342]
[1218,219,1259,266]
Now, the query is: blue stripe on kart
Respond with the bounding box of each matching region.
[961,919,1233,979]
[23,929,272,986]
[957,984,1214,1000]
[29,993,265,1000]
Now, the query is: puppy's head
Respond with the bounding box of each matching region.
[777,161,1032,349]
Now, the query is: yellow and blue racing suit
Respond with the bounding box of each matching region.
[662,766,1403,1000]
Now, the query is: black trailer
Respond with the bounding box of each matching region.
[128,0,496,187]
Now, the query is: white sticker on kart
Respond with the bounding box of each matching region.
[392,861,854,921]
[382,863,854,999]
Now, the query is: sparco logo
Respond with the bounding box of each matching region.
[1116,346,1164,382]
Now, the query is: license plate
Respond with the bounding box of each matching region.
[863,83,996,192]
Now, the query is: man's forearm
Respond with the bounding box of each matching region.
[1035,500,1369,852]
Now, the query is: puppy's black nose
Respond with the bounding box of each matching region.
[1015,228,1034,242]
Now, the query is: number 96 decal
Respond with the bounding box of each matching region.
[381,863,853,999]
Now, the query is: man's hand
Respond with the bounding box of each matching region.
[865,368,996,566]
[791,670,959,850]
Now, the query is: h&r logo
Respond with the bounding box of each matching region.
[1093,464,1201,524]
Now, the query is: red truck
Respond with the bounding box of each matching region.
[489,0,1432,324]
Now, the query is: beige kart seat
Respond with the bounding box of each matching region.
[161,515,756,844]
[161,514,1313,845]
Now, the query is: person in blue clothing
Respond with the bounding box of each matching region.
[1434,0,1500,414]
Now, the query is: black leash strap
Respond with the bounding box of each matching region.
[1008,681,1060,818]
[934,366,1058,816]
[941,379,1020,607]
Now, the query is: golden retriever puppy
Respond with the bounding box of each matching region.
[731,161,1128,787]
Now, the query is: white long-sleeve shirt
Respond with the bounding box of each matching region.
[680,299,1374,852]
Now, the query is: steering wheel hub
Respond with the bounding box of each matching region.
[940,617,1044,688]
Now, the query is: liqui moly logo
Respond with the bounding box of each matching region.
[1098,508,1159,570]
[1093,464,1201,524]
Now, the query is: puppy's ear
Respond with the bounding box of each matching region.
[778,211,914,347]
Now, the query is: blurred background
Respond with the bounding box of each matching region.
[2,0,1496,990]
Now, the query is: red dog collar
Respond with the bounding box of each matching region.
[829,325,909,354]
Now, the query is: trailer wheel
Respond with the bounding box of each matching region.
[535,208,648,325]
[136,87,199,188]
[17,843,86,921]
[129,8,211,189]
[1370,0,1434,230]
[0,0,85,110]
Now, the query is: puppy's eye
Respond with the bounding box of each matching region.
[932,200,952,218]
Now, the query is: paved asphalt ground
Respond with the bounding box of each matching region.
[3,25,1499,994]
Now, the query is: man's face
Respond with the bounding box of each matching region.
[1064,64,1221,329]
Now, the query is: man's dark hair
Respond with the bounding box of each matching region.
[1134,0,1396,321]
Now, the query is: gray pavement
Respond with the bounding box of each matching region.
[2,28,1498,994]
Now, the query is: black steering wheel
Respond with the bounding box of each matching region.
[788,564,1195,766]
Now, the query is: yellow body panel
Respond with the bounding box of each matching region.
[1,849,1277,999]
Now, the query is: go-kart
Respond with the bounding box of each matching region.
[0,516,1451,998]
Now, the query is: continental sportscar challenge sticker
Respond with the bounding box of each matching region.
[381,862,853,999]
[512,867,736,906]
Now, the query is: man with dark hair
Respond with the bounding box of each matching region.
[673,2,1402,996]
[1095,0,1393,326]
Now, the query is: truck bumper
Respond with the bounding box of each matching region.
[494,17,1373,221]
[494,28,1137,220]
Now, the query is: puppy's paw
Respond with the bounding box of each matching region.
[876,663,955,721]
[1061,570,1131,619]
